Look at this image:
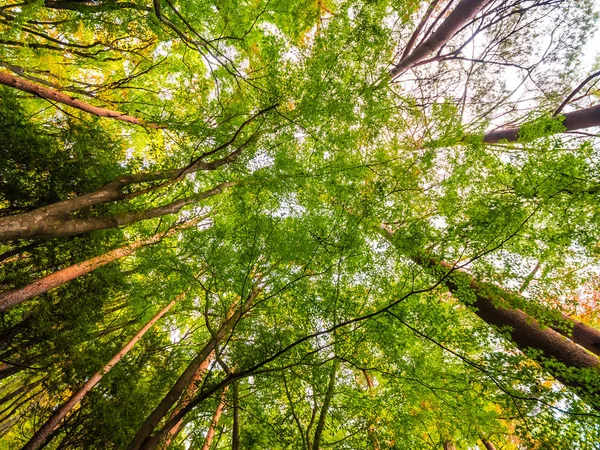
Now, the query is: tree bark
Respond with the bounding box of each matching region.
[200,386,229,450]
[483,104,600,143]
[311,358,339,450]
[390,0,490,79]
[481,438,496,450]
[0,70,162,128]
[127,288,261,450]
[443,442,456,450]
[421,256,600,406]
[21,293,183,450]
[0,181,233,241]
[0,220,196,312]
[376,226,600,408]
[160,350,216,447]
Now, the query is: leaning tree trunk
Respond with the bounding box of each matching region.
[127,288,261,450]
[376,226,600,409]
[160,350,216,447]
[0,181,233,241]
[422,256,600,407]
[389,0,490,79]
[21,293,184,450]
[200,386,229,450]
[483,104,600,143]
[0,105,275,242]
[0,70,162,128]
[481,438,496,450]
[0,220,198,311]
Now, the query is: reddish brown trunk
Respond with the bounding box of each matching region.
[0,70,162,128]
[0,224,186,311]
[127,289,261,450]
[161,350,216,447]
[200,386,229,450]
[21,294,183,450]
[483,104,600,143]
[481,438,496,450]
[390,0,490,78]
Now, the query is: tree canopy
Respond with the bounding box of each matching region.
[1,0,600,449]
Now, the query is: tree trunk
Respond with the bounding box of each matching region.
[390,0,490,79]
[0,181,232,241]
[0,70,162,128]
[232,380,240,450]
[0,220,195,311]
[311,358,339,450]
[21,293,183,450]
[127,288,261,450]
[376,226,600,408]
[199,386,229,450]
[0,105,275,242]
[481,438,496,450]
[443,442,456,450]
[422,256,600,406]
[161,350,216,447]
[483,104,600,143]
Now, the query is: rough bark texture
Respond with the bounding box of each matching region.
[0,70,162,128]
[21,294,182,450]
[425,257,600,406]
[127,289,260,450]
[377,225,600,408]
[483,104,600,143]
[390,0,490,78]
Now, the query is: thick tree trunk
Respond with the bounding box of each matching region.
[200,386,229,450]
[127,289,261,450]
[0,221,194,311]
[311,358,339,450]
[376,226,600,408]
[0,71,162,128]
[483,104,600,143]
[161,350,216,447]
[21,294,182,450]
[390,0,490,79]
[0,105,274,242]
[423,256,600,405]
[0,181,232,241]
[443,442,456,450]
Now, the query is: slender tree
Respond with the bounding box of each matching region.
[21,292,185,450]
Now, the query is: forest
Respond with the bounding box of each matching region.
[1,0,600,448]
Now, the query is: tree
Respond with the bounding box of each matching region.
[1,0,600,448]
